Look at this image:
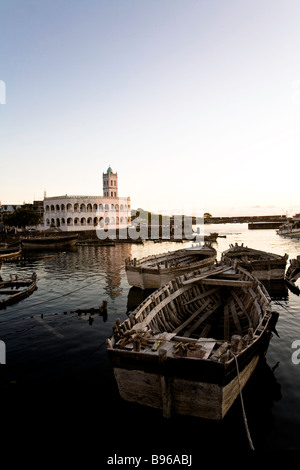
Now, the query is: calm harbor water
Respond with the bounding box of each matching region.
[1,223,300,459]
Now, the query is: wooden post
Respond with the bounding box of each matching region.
[124,318,131,330]
[231,335,243,354]
[158,348,172,419]
[248,327,254,341]
[133,337,141,352]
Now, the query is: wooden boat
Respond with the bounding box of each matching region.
[285,256,300,295]
[0,244,22,261]
[21,234,78,250]
[221,243,288,281]
[0,273,37,309]
[125,244,217,289]
[277,217,300,238]
[106,263,276,420]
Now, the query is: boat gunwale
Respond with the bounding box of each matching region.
[125,246,217,268]
[0,273,37,309]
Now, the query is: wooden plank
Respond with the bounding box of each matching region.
[172,298,211,335]
[229,300,242,336]
[182,287,219,306]
[181,266,233,285]
[224,305,230,341]
[200,279,253,287]
[158,349,172,418]
[199,323,212,338]
[0,290,24,295]
[231,290,253,328]
[184,300,222,337]
[133,284,192,324]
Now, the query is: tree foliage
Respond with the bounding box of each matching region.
[3,206,42,229]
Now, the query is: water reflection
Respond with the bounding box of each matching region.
[38,244,133,300]
[1,224,300,451]
[240,359,282,449]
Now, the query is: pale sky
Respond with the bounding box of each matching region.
[1,0,300,217]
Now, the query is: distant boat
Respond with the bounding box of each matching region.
[125,244,217,289]
[106,263,276,420]
[0,273,37,309]
[277,216,300,238]
[21,234,78,250]
[0,243,22,261]
[221,244,288,281]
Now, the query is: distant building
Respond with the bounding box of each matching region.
[43,166,131,231]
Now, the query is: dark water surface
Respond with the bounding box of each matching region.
[1,224,300,461]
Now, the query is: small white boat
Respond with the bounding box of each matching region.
[125,244,217,289]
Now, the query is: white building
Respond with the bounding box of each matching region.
[43,167,131,232]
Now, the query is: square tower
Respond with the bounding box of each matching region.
[103,166,118,197]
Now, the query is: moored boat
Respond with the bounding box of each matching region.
[106,263,276,420]
[21,234,78,250]
[0,243,22,261]
[277,216,300,238]
[125,244,217,289]
[0,272,37,309]
[221,243,288,281]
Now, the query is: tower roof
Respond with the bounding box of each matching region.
[107,165,113,174]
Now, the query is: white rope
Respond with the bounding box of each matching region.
[232,352,255,450]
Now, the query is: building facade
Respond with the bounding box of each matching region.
[43,167,131,232]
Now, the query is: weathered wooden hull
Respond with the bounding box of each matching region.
[0,250,22,261]
[0,274,37,309]
[107,329,271,420]
[107,263,274,420]
[22,235,78,250]
[125,247,217,289]
[239,262,286,281]
[222,245,288,281]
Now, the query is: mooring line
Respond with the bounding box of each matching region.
[232,352,255,451]
[1,274,108,314]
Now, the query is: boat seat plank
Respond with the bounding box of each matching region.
[182,266,233,285]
